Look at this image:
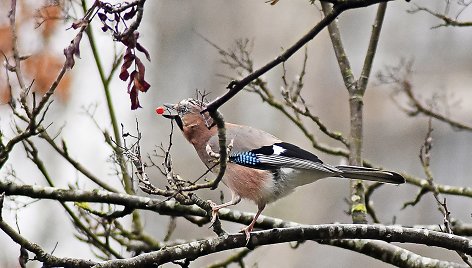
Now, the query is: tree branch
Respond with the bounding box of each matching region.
[95,224,472,267]
[358,2,387,93]
[408,4,472,28]
[321,2,356,91]
[204,0,397,113]
[0,219,95,268]
[4,179,472,267]
[402,79,472,131]
[322,239,467,268]
[39,131,119,192]
[80,0,133,195]
[321,1,388,224]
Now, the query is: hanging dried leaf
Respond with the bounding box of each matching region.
[63,31,83,69]
[129,85,141,110]
[136,42,151,61]
[97,13,107,22]
[123,7,137,20]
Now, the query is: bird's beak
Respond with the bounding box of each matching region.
[163,103,176,110]
[162,103,178,119]
[161,102,184,130]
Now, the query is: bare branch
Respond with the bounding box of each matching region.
[96,224,472,267]
[1,0,96,169]
[204,0,397,112]
[211,39,350,151]
[207,249,251,268]
[418,120,472,267]
[0,219,95,267]
[320,2,356,92]
[408,4,472,28]
[378,60,472,131]
[358,2,387,92]
[39,131,119,192]
[322,239,467,268]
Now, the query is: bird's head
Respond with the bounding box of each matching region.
[162,98,215,144]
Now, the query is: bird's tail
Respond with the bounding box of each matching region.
[335,165,405,184]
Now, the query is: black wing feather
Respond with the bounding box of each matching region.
[275,142,323,163]
[230,142,339,173]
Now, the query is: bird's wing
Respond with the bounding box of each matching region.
[230,142,340,173]
[206,124,339,173]
[207,123,281,153]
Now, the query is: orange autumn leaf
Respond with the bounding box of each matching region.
[0,25,11,104]
[0,25,12,54]
[36,4,62,39]
[23,52,71,102]
[0,72,11,105]
[0,87,11,105]
[0,1,72,104]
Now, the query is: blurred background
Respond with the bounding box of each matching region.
[1,0,472,267]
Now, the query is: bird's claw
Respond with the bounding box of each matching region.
[240,225,253,245]
[227,139,234,152]
[207,200,220,226]
[206,144,220,161]
[206,139,234,163]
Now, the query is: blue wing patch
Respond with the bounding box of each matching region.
[229,143,339,173]
[229,152,261,167]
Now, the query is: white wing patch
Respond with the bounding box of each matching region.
[256,155,340,173]
[272,145,286,155]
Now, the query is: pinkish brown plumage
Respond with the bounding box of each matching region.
[162,98,405,242]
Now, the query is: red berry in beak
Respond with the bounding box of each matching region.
[155,106,165,115]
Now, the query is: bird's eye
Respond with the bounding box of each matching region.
[178,105,189,115]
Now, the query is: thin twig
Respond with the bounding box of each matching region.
[357,2,387,93]
[203,0,396,113]
[0,219,95,267]
[419,119,472,267]
[408,4,472,28]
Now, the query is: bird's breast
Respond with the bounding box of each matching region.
[264,167,326,203]
[221,163,274,207]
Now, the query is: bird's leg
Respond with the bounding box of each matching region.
[241,204,265,243]
[207,191,241,226]
[206,139,234,163]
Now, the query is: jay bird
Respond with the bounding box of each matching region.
[162,98,405,240]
